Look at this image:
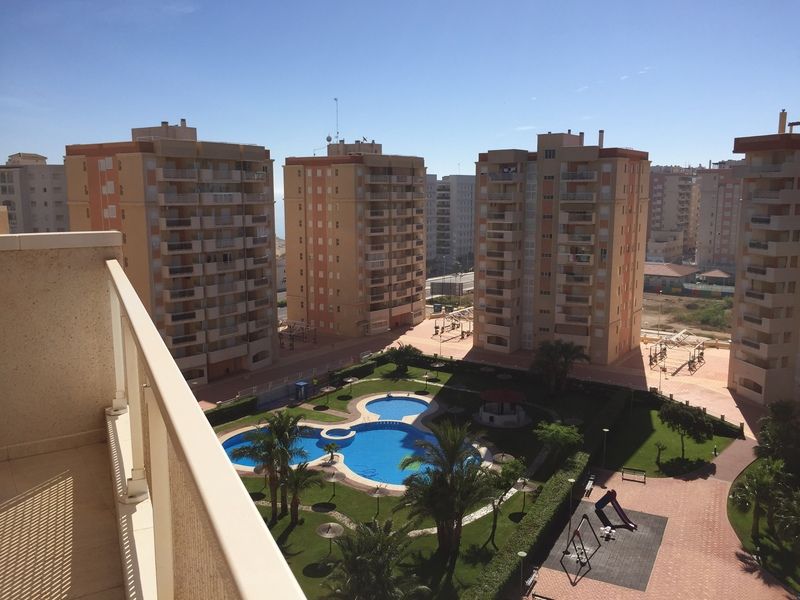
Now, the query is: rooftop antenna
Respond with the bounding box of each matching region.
[334,97,340,142]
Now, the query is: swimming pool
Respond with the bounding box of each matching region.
[223,422,444,485]
[366,396,429,420]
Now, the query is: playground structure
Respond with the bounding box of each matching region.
[559,514,603,585]
[278,320,318,349]
[433,307,473,342]
[647,329,706,377]
[594,489,637,531]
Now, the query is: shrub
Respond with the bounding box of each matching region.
[204,395,257,426]
[462,451,590,600]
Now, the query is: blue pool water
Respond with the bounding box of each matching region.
[223,422,441,485]
[366,396,429,420]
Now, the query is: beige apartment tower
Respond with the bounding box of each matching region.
[284,140,426,337]
[0,153,69,233]
[474,130,649,365]
[696,160,744,270]
[648,166,699,258]
[66,120,278,384]
[728,110,800,405]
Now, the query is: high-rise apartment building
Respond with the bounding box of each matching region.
[696,160,744,270]
[65,120,278,384]
[474,130,649,365]
[728,110,800,405]
[284,140,427,337]
[431,175,476,272]
[648,166,699,258]
[0,153,69,233]
[425,173,438,268]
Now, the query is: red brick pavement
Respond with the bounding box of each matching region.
[530,440,792,600]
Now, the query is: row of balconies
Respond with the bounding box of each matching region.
[156,168,268,182]
[160,236,270,255]
[743,288,794,308]
[746,239,795,257]
[157,192,271,206]
[560,192,596,203]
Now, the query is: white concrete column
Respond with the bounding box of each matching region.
[106,287,128,416]
[122,319,149,503]
[146,388,174,598]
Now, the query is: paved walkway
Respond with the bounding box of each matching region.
[530,439,793,600]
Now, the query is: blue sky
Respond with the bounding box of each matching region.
[2,0,798,238]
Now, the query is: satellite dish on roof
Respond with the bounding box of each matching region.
[326,135,332,143]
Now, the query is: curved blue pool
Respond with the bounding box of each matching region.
[366,396,429,420]
[223,422,443,485]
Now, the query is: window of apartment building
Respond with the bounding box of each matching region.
[544,149,555,159]
[541,252,551,258]
[539,309,550,314]
[542,214,552,220]
[543,194,554,200]
[540,290,550,295]
[538,327,550,332]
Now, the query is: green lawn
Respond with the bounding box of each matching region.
[603,405,735,477]
[213,406,346,434]
[727,460,800,593]
[254,480,532,600]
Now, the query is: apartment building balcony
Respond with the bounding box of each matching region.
[158,192,199,205]
[242,171,266,182]
[203,238,244,252]
[484,305,512,318]
[485,211,520,223]
[749,213,800,230]
[738,337,790,361]
[368,226,389,236]
[556,293,591,306]
[247,297,272,311]
[0,233,303,599]
[557,233,595,244]
[206,280,246,297]
[246,255,271,269]
[556,272,593,286]
[247,277,271,291]
[560,211,595,224]
[249,316,273,333]
[165,307,205,325]
[208,342,249,363]
[244,214,270,227]
[200,192,242,205]
[160,216,201,230]
[366,259,387,270]
[484,268,515,280]
[199,169,242,182]
[485,287,517,300]
[485,249,514,261]
[392,208,411,218]
[162,263,203,278]
[745,264,798,283]
[175,351,207,371]
[164,285,205,303]
[202,215,244,228]
[560,192,596,203]
[555,312,591,326]
[554,331,590,347]
[368,209,389,219]
[207,301,247,319]
[246,235,270,248]
[741,313,792,335]
[743,289,793,308]
[487,191,520,203]
[484,321,512,336]
[391,225,411,235]
[558,252,594,266]
[369,275,389,287]
[242,193,269,204]
[561,171,597,182]
[488,172,523,182]
[735,163,792,178]
[486,230,522,243]
[207,322,248,343]
[365,174,391,184]
[156,167,198,181]
[161,239,202,255]
[205,258,244,275]
[370,292,388,303]
[166,330,206,348]
[746,239,795,257]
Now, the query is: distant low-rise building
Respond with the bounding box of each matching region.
[0,153,69,233]
[643,262,699,294]
[646,230,684,263]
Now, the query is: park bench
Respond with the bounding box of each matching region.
[621,466,647,484]
[584,474,595,497]
[525,567,539,589]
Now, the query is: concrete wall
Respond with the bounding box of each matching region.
[0,232,122,459]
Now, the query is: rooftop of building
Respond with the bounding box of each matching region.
[477,129,648,162]
[734,110,800,152]
[643,262,700,278]
[698,269,732,279]
[5,152,48,166]
[285,140,424,165]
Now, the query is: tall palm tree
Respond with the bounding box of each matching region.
[231,428,281,524]
[325,520,430,600]
[394,421,491,583]
[731,458,783,540]
[285,463,324,525]
[774,488,800,556]
[529,339,589,395]
[267,411,308,516]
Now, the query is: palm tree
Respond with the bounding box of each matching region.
[285,463,324,525]
[267,411,308,516]
[394,421,490,583]
[529,339,588,395]
[731,458,783,540]
[774,488,800,556]
[231,429,280,524]
[325,520,430,600]
[324,442,340,463]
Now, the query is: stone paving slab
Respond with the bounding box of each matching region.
[542,504,667,591]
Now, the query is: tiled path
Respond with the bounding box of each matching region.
[530,439,794,600]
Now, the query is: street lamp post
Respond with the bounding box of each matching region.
[602,428,610,470]
[517,550,528,594]
[563,477,576,554]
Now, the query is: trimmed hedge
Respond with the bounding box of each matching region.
[204,395,257,426]
[462,451,590,600]
[330,360,377,386]
[638,392,743,438]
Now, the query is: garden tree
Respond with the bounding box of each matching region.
[657,401,713,459]
[483,459,525,550]
[385,343,423,375]
[267,411,308,516]
[775,488,800,556]
[756,400,800,479]
[324,442,340,463]
[654,441,667,466]
[325,520,430,600]
[529,340,589,395]
[533,422,583,464]
[285,463,323,525]
[731,458,784,540]
[231,429,281,524]
[394,421,491,584]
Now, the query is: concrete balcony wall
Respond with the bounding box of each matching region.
[0,232,122,459]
